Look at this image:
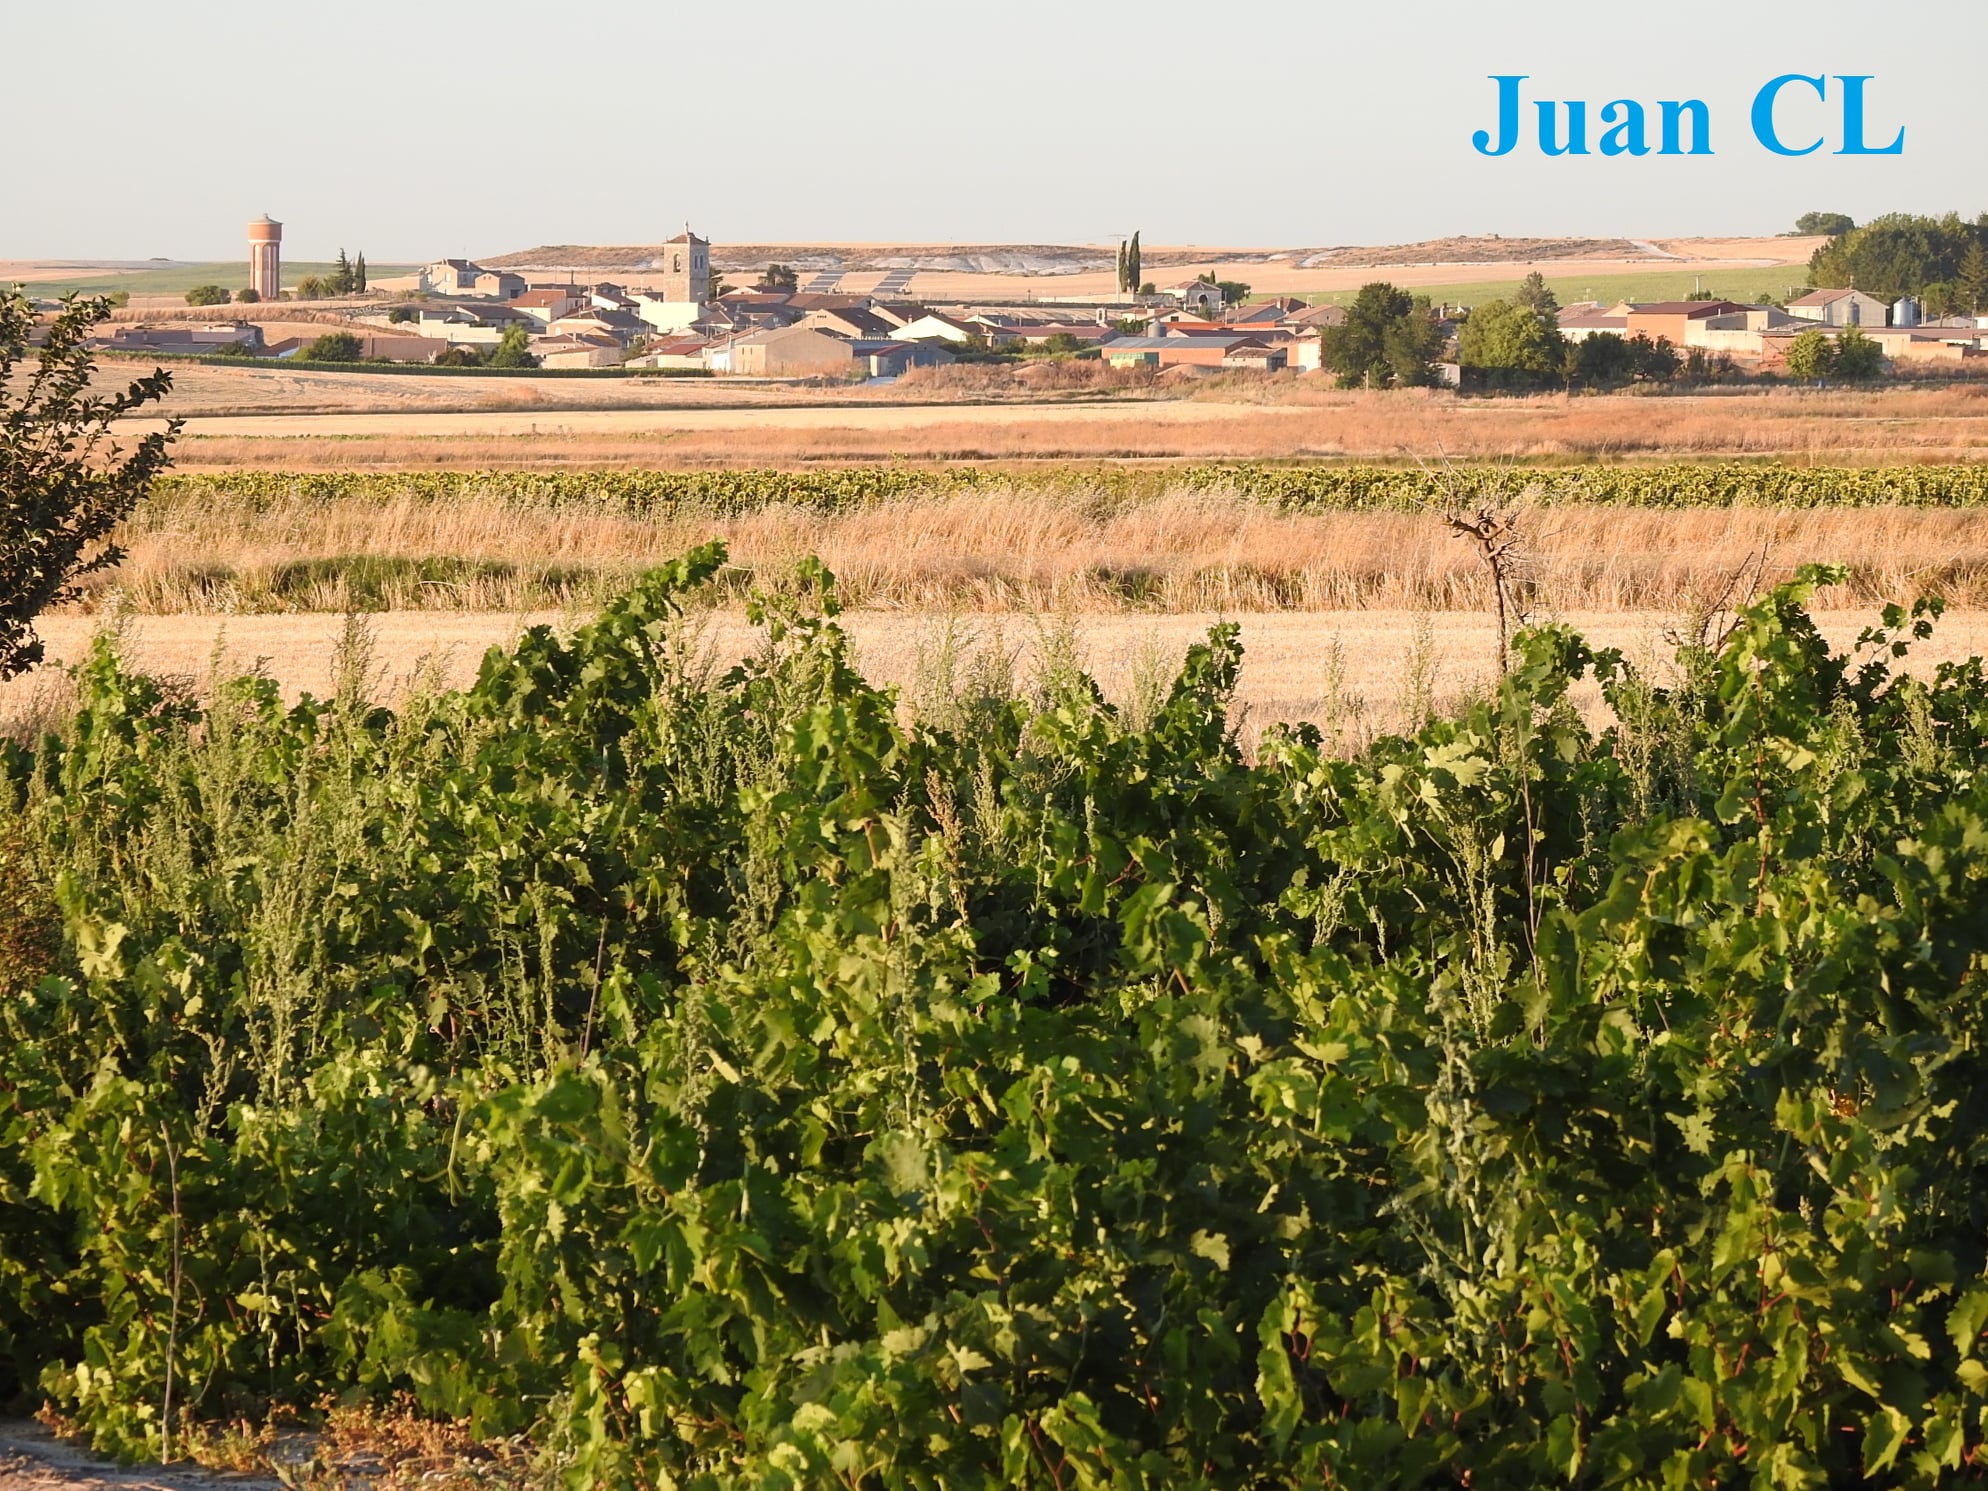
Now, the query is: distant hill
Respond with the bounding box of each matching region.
[481,236,1657,277]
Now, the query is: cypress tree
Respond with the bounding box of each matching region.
[1128,232,1142,295]
[354,252,368,294]
[1116,242,1127,293]
[1960,241,1988,313]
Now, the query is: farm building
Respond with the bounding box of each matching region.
[1786,287,1891,327]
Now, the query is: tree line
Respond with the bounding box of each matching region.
[1801,210,1988,314]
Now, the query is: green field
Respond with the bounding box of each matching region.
[16,261,415,299]
[1303,264,1817,309]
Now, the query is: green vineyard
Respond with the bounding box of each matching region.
[151,462,1988,517]
[6,551,1988,1487]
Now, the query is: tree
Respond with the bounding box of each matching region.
[236,287,261,304]
[1808,213,1975,303]
[1116,242,1128,294]
[1126,232,1141,299]
[486,323,537,369]
[1321,281,1443,388]
[1383,295,1446,386]
[1511,270,1560,319]
[184,285,230,307]
[305,332,363,362]
[1194,271,1251,305]
[1783,327,1837,382]
[1959,242,1988,313]
[757,263,799,292]
[1920,281,1962,318]
[1795,211,1855,237]
[1458,297,1566,387]
[329,248,353,296]
[295,276,325,301]
[387,305,416,324]
[0,289,179,678]
[104,291,129,308]
[1566,330,1635,389]
[1833,326,1885,381]
[1626,332,1680,382]
[354,253,368,294]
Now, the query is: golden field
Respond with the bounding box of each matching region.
[78,483,1988,616]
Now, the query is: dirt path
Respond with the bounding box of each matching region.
[0,1423,281,1491]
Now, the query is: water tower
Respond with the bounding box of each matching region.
[247,215,283,300]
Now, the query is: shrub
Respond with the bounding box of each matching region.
[183,285,229,307]
[236,287,261,304]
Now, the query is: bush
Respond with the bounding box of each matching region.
[303,332,363,362]
[236,287,261,305]
[183,285,230,307]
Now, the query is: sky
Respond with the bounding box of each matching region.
[5,0,1982,262]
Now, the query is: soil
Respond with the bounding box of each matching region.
[0,1423,281,1491]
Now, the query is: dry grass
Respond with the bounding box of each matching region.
[142,383,1988,470]
[71,483,1988,617]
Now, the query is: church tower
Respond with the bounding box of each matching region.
[659,227,710,303]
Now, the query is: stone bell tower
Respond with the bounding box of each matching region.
[658,226,710,303]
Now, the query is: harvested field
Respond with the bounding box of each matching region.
[13,605,1988,757]
[159,398,1292,440]
[143,384,1988,468]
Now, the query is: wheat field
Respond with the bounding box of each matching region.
[76,482,1988,616]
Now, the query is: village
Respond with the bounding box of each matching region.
[80,217,1988,383]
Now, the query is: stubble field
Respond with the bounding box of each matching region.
[117,360,1988,470]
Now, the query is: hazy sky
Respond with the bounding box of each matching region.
[7,0,1980,261]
